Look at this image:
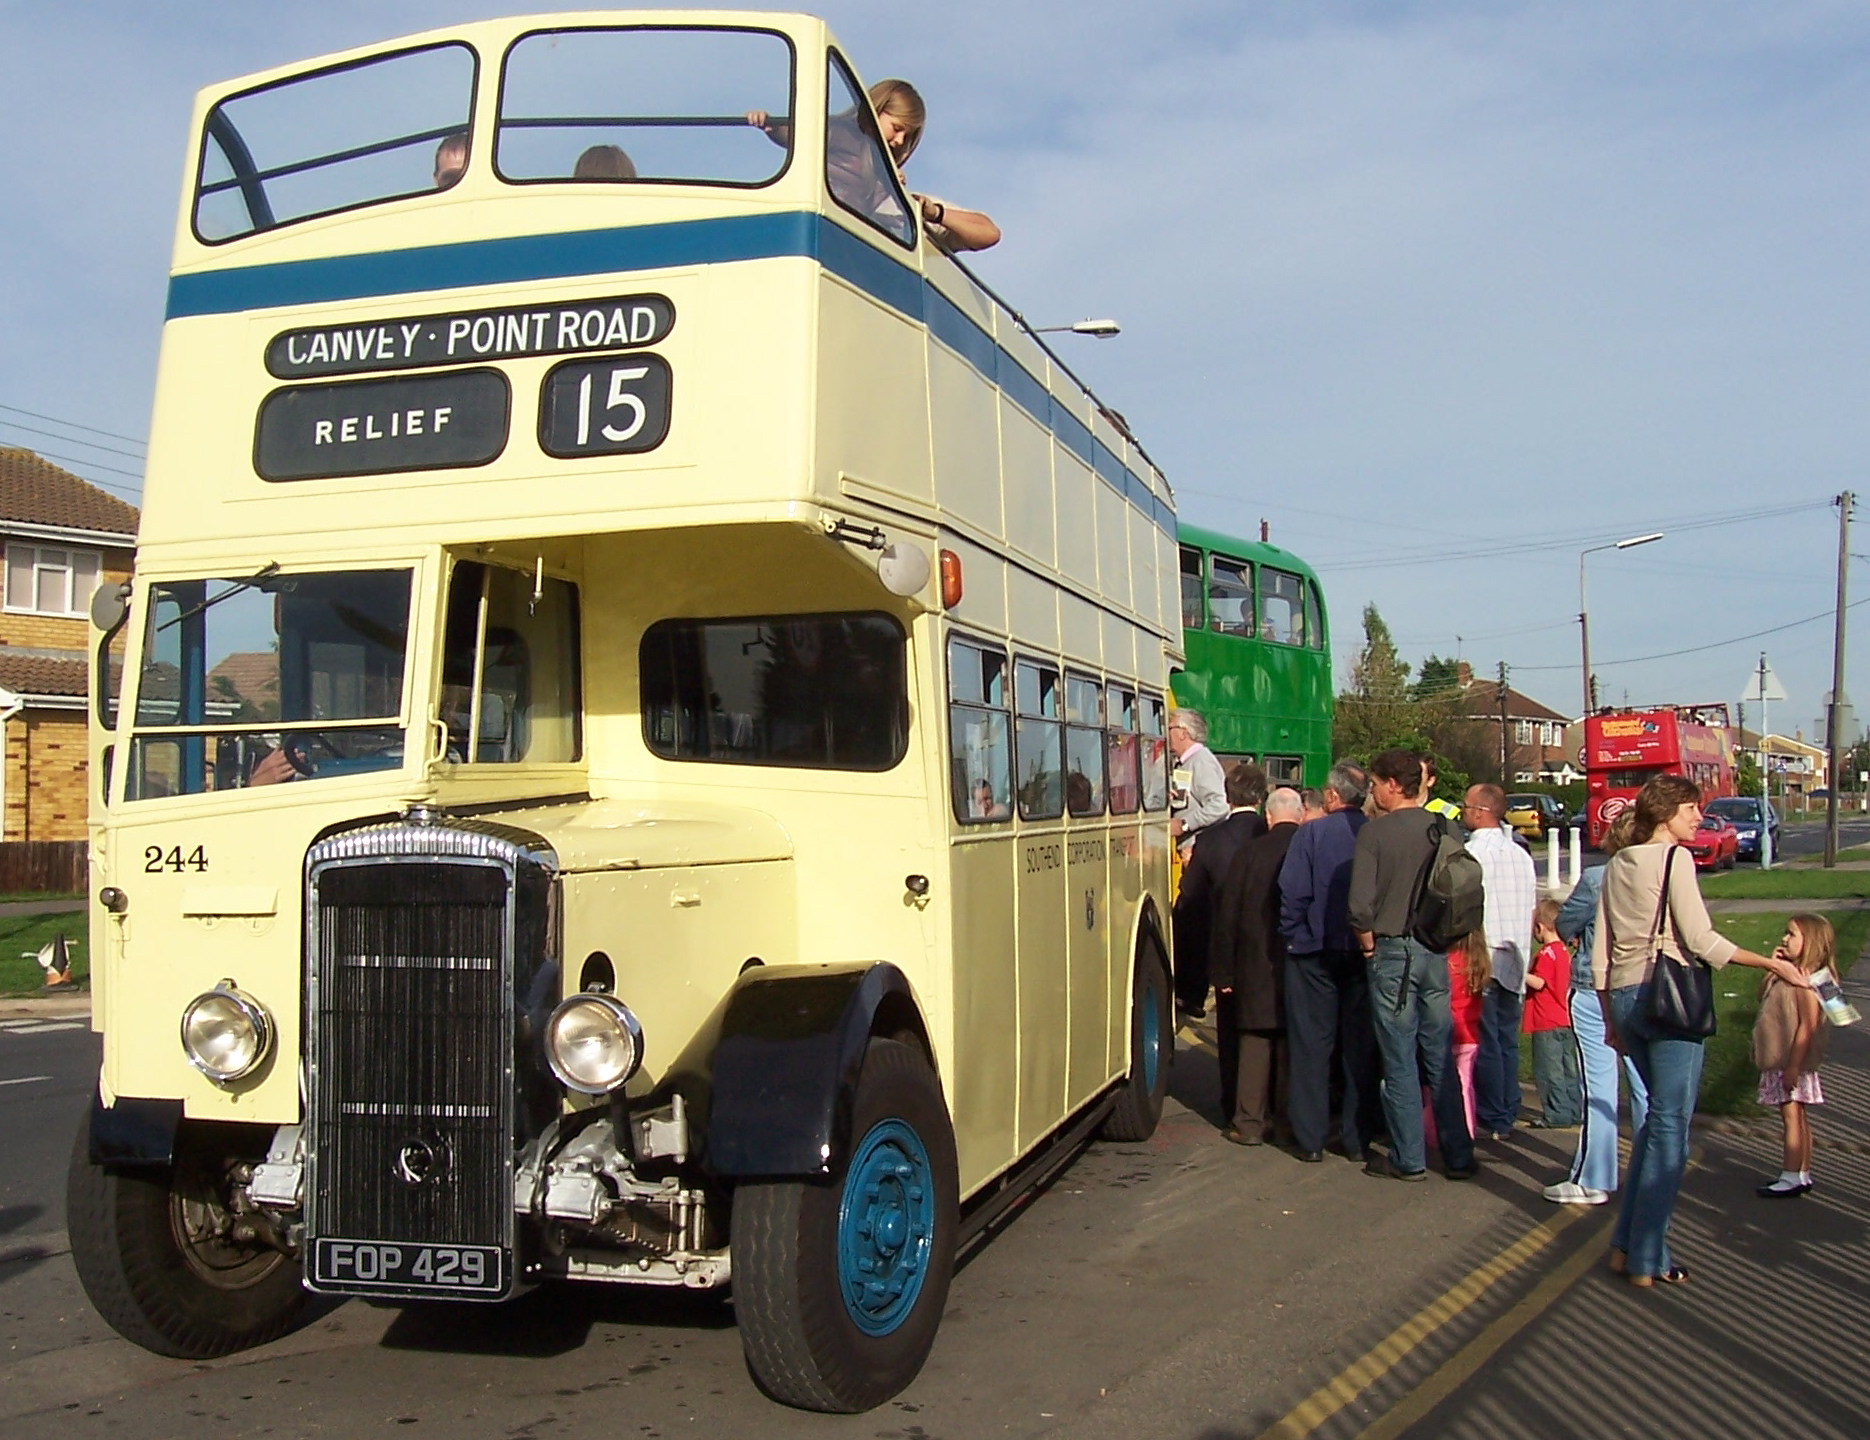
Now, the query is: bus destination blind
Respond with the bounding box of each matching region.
[255,370,511,482]
[266,294,676,379]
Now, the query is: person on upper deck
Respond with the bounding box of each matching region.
[573,144,638,181]
[432,132,469,189]
[748,78,1000,252]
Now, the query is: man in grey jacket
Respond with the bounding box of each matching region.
[1168,709,1228,856]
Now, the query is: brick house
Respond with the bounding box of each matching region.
[0,449,138,841]
[1451,663,1578,785]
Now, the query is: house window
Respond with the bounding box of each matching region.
[5,545,102,617]
[1514,719,1533,745]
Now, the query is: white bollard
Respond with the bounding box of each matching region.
[1570,826,1583,886]
[1547,830,1561,894]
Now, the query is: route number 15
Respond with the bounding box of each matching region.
[539,354,673,458]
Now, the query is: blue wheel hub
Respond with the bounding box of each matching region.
[1141,977,1162,1093]
[837,1118,935,1337]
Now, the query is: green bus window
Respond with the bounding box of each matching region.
[126,568,413,800]
[1208,555,1253,637]
[194,44,476,243]
[825,50,915,247]
[1265,755,1304,788]
[1304,580,1325,651]
[641,613,906,771]
[948,638,1011,824]
[1139,693,1169,813]
[440,562,583,765]
[497,27,793,187]
[1178,547,1204,631]
[1014,659,1063,820]
[1065,675,1106,817]
[1261,568,1307,647]
[1107,687,1140,815]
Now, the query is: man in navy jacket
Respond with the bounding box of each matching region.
[1276,760,1378,1162]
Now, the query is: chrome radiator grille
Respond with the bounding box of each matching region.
[309,861,512,1247]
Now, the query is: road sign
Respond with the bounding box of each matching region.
[1740,663,1787,705]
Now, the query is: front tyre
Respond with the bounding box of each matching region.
[1101,932,1172,1141]
[67,1113,309,1359]
[731,1038,958,1412]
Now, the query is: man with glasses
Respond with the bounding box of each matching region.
[1168,709,1228,851]
[1461,783,1539,1140]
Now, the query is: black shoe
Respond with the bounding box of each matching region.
[1177,1003,1206,1025]
[1296,1149,1325,1164]
[1222,1126,1264,1146]
[1756,1180,1812,1198]
[1445,1163,1479,1181]
[1363,1157,1428,1182]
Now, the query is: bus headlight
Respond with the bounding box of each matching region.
[180,982,274,1082]
[545,994,644,1095]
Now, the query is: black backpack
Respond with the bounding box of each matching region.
[1409,816,1486,951]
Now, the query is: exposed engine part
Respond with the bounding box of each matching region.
[246,1123,305,1209]
[635,1093,689,1163]
[514,1112,712,1261]
[557,1245,730,1289]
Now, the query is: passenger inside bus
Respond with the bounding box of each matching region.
[432,132,469,189]
[573,143,638,180]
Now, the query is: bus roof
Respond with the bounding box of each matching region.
[1175,523,1324,587]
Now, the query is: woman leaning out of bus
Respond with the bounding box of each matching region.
[1590,773,1809,1287]
[749,79,1000,251]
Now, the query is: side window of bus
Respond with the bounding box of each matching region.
[497,28,794,186]
[440,561,583,765]
[1261,568,1306,647]
[1264,755,1304,788]
[1107,688,1140,815]
[194,44,476,243]
[948,637,1011,824]
[641,613,907,770]
[1014,660,1063,820]
[1209,555,1253,637]
[1304,581,1324,652]
[1139,694,1169,812]
[1178,547,1204,631]
[1065,675,1106,817]
[825,51,914,247]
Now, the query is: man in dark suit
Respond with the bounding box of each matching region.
[1211,787,1303,1144]
[1172,763,1268,1021]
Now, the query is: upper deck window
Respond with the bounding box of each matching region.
[1208,555,1254,637]
[497,27,793,187]
[1260,568,1309,647]
[825,51,914,247]
[193,44,476,243]
[641,613,907,771]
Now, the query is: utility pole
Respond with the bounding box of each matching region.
[1498,661,1511,784]
[1826,491,1853,867]
[1760,651,1774,870]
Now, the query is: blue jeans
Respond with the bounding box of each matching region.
[1367,937,1474,1174]
[1609,984,1705,1277]
[1475,982,1524,1134]
[1566,987,1650,1193]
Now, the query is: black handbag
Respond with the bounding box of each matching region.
[1642,847,1717,1039]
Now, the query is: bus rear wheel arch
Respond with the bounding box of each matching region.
[730,1036,958,1412]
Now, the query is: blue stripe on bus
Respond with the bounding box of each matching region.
[163,209,1176,535]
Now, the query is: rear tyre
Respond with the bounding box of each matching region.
[732,1038,958,1412]
[1101,931,1172,1141]
[67,1113,308,1359]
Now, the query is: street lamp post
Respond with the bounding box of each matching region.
[1578,532,1664,716]
[1030,319,1122,338]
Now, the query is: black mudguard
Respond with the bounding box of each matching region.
[649,961,928,1179]
[87,1092,184,1169]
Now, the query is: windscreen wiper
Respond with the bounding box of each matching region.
[157,561,282,632]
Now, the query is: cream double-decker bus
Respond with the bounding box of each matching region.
[71,11,1181,1412]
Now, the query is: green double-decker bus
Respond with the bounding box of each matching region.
[1171,523,1333,788]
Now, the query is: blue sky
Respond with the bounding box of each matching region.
[4,1,1869,740]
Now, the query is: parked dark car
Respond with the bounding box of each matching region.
[1703,796,1780,860]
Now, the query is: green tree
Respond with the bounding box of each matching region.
[1413,654,1463,701]
[1333,609,1503,789]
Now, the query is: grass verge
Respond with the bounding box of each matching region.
[1700,868,1870,900]
[0,912,88,996]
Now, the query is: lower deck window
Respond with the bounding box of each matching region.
[641,613,907,770]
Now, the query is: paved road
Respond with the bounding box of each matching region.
[1766,815,1870,860]
[5,1011,1866,1438]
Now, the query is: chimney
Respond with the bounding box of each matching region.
[1456,661,1474,688]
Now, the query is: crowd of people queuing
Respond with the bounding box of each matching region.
[1168,716,1826,1286]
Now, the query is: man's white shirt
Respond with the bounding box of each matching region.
[1465,825,1537,994]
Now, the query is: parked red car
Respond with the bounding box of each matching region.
[1687,814,1739,871]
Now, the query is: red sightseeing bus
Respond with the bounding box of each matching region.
[1583,705,1737,847]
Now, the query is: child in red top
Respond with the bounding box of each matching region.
[1426,933,1488,1149]
[1523,898,1581,1127]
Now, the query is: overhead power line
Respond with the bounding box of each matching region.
[1510,596,1870,672]
[0,417,149,463]
[0,402,146,449]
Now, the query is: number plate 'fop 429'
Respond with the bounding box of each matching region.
[311,1239,506,1298]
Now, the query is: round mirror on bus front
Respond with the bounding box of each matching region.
[90,580,131,633]
[877,543,931,598]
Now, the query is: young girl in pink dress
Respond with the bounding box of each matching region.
[1753,913,1833,1198]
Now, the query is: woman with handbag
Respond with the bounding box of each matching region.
[1590,774,1808,1287]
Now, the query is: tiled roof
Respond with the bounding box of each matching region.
[1459,681,1572,724]
[0,650,88,699]
[0,448,139,537]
